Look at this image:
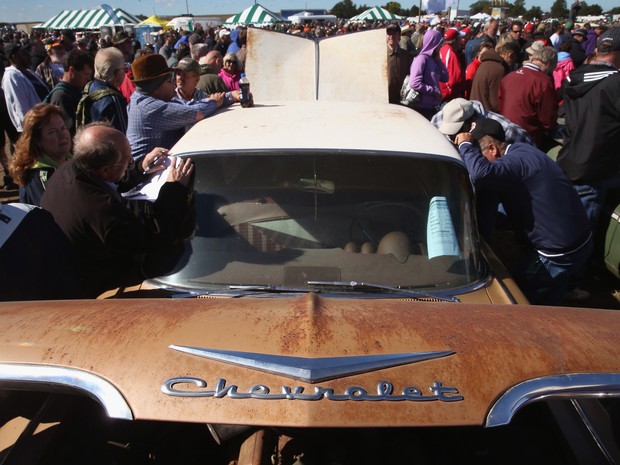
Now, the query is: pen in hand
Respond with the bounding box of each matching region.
[143,157,160,175]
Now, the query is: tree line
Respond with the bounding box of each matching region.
[329,0,619,19]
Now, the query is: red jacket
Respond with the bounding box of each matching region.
[439,44,465,102]
[498,63,558,148]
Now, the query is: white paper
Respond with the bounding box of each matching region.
[426,196,461,259]
[121,156,180,201]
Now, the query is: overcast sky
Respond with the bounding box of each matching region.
[1,0,615,24]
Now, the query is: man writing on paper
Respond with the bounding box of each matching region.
[41,123,195,298]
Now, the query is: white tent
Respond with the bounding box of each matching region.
[37,6,140,30]
[470,12,491,20]
[350,7,404,22]
[224,3,287,27]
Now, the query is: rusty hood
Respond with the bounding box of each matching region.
[1,296,619,428]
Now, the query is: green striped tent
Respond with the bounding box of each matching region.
[224,4,287,27]
[37,7,140,30]
[350,7,404,21]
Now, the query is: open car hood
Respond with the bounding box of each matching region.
[1,297,619,428]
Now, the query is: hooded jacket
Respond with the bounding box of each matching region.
[408,29,448,109]
[557,63,620,183]
[470,48,509,112]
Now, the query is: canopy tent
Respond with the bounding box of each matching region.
[350,7,404,21]
[470,12,491,20]
[224,4,287,27]
[37,6,140,30]
[136,15,169,28]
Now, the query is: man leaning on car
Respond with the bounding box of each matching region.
[41,123,195,298]
[454,119,592,306]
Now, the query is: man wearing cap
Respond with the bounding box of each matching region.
[85,47,128,133]
[439,28,465,102]
[174,57,234,106]
[126,54,225,159]
[386,24,412,105]
[215,29,231,56]
[432,97,534,146]
[399,24,416,56]
[498,46,559,151]
[454,119,592,305]
[35,39,66,91]
[113,31,137,103]
[2,42,48,133]
[556,27,620,231]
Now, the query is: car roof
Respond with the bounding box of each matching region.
[171,100,462,161]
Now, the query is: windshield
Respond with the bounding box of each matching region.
[154,152,482,292]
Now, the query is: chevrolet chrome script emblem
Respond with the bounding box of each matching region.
[168,345,454,383]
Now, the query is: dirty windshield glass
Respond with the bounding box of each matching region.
[154,152,482,292]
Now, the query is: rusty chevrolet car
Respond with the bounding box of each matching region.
[2,28,620,465]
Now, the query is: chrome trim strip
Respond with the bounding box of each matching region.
[486,373,620,427]
[0,364,133,420]
[169,346,455,384]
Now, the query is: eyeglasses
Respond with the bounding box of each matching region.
[512,29,522,34]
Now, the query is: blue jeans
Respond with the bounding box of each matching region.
[574,176,620,231]
[513,238,593,306]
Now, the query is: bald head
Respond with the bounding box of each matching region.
[74,123,131,174]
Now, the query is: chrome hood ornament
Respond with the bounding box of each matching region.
[169,345,454,384]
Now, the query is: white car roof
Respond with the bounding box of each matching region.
[171,100,462,161]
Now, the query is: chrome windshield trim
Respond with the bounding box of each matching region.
[0,363,133,420]
[486,373,620,427]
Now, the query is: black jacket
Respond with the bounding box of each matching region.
[41,160,194,297]
[557,63,620,183]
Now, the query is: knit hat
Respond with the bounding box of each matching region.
[598,27,620,53]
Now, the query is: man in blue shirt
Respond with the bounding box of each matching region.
[126,54,224,159]
[454,118,592,305]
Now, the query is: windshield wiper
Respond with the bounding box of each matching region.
[306,281,460,302]
[228,284,311,294]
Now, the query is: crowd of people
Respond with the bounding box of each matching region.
[0,16,618,303]
[0,24,245,299]
[386,18,620,305]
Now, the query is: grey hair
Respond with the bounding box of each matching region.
[94,47,124,83]
[484,18,498,32]
[531,46,558,67]
[191,43,211,60]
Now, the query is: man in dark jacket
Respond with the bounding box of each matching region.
[41,123,195,297]
[498,46,559,151]
[386,24,413,105]
[455,119,592,305]
[557,27,620,230]
[470,41,520,112]
[46,49,93,136]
